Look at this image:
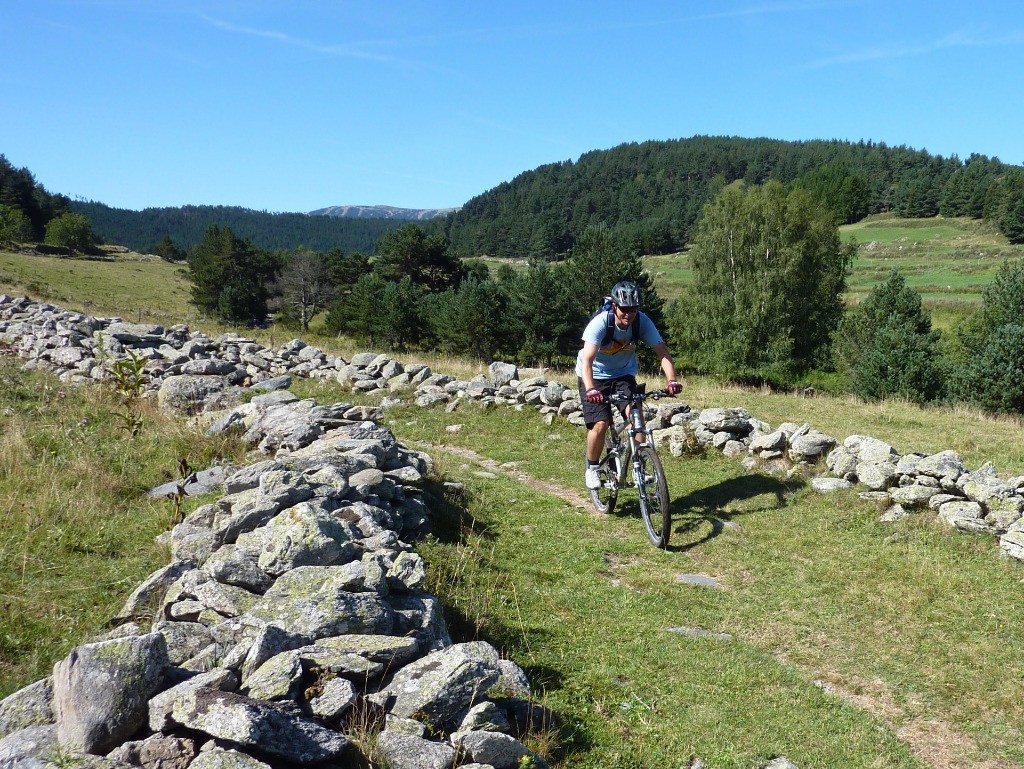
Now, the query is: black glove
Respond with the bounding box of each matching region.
[666,380,682,396]
[585,388,605,404]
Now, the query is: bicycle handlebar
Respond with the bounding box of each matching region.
[607,388,674,404]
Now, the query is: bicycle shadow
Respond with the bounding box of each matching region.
[666,474,802,552]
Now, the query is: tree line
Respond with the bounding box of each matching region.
[67,201,420,255]
[189,180,1024,420]
[10,137,1024,263]
[0,155,71,244]
[442,135,1024,258]
[186,221,660,366]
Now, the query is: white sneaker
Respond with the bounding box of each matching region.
[585,467,602,490]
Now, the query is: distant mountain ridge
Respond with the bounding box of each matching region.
[308,204,459,220]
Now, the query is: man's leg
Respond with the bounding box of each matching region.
[579,377,614,490]
[586,420,609,463]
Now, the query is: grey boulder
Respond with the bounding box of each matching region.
[52,634,169,754]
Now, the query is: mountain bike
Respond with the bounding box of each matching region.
[588,386,676,548]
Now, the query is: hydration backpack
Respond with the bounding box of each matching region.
[593,296,641,348]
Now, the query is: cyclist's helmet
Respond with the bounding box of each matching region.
[610,280,642,308]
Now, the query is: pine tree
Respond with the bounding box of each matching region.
[374,225,461,291]
[563,225,664,329]
[187,225,276,323]
[835,269,944,402]
[996,172,1024,243]
[949,261,1024,413]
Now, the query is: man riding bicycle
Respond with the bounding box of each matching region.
[576,280,682,490]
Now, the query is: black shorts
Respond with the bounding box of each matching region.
[578,375,638,428]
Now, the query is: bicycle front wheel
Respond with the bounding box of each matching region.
[635,445,671,548]
[588,452,619,515]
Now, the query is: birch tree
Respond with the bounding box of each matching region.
[669,181,853,383]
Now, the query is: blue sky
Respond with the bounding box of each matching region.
[3,1,1023,213]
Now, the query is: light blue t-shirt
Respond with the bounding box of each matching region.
[574,311,663,379]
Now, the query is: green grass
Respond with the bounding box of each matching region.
[0,361,248,694]
[642,251,692,305]
[839,215,1022,332]
[0,248,195,326]
[640,215,1024,332]
[6,356,1024,766]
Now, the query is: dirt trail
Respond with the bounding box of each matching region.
[813,673,1019,769]
[409,439,593,509]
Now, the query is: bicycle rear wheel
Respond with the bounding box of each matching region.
[588,451,619,515]
[635,445,671,548]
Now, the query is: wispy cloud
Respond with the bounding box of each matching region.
[196,13,457,74]
[478,1,858,41]
[671,0,859,24]
[807,28,1024,68]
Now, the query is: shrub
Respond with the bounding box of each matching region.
[835,269,944,402]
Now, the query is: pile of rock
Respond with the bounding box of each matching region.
[340,355,589,425]
[826,437,1024,549]
[0,295,345,414]
[339,355,700,435]
[0,394,553,769]
[647,406,1024,561]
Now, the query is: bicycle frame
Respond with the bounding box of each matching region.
[605,389,662,490]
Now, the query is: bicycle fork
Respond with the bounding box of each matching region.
[606,435,628,489]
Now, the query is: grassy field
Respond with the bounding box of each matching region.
[840,215,1022,330]
[0,363,249,694]
[0,247,195,325]
[642,215,1024,332]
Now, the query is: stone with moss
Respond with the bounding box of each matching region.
[148,668,238,732]
[379,641,503,732]
[247,579,394,640]
[0,678,54,738]
[240,650,303,701]
[169,689,346,764]
[455,730,550,769]
[257,501,358,576]
[53,634,169,754]
[377,730,457,769]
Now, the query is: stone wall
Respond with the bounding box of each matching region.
[0,296,554,769]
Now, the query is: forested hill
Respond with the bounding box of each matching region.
[68,201,418,254]
[443,135,1024,258]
